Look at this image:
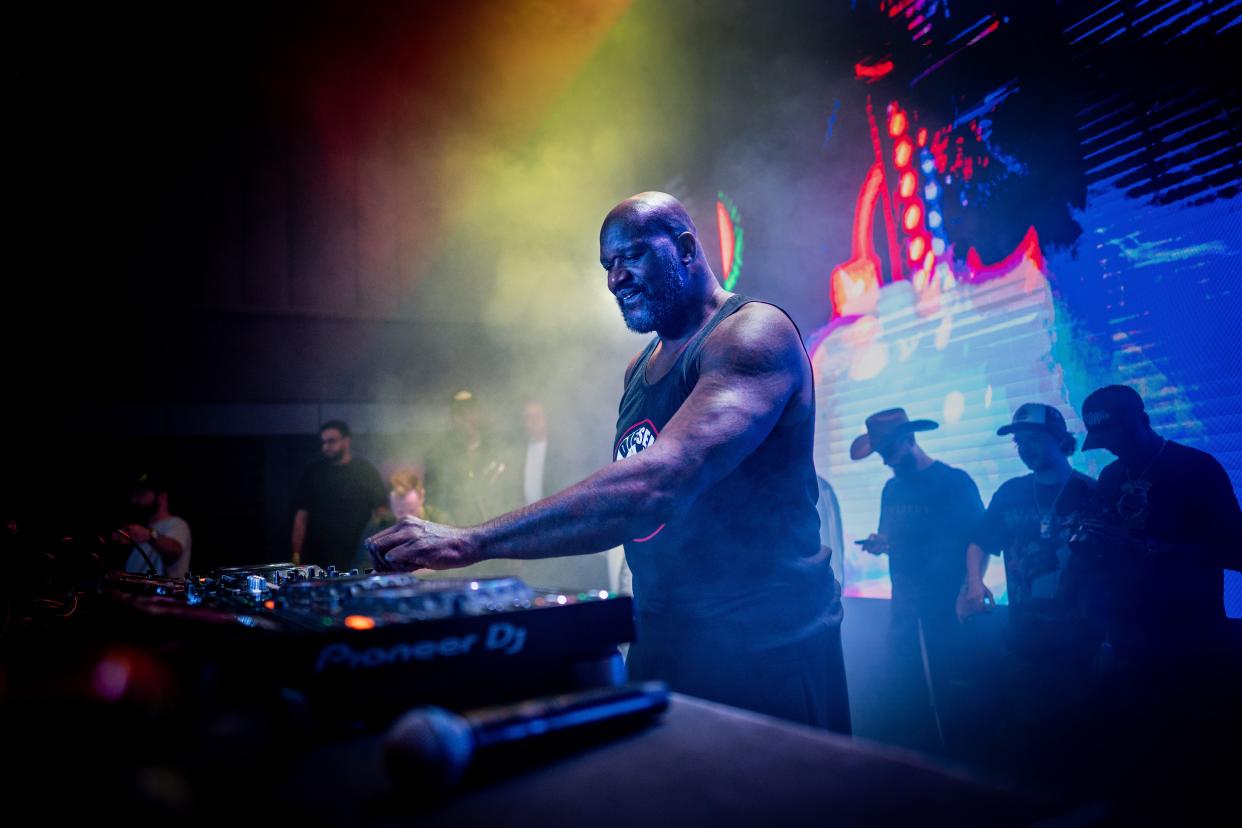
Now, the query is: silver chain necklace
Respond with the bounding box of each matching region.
[1033,473,1072,539]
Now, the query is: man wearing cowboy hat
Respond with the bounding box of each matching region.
[852,408,984,754]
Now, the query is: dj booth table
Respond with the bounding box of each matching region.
[279,694,1065,827]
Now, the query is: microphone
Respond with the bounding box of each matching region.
[383,681,669,788]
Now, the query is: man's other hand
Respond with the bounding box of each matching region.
[956,579,995,623]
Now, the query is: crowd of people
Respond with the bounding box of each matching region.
[850,385,1241,802]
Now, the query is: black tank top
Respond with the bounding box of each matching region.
[612,295,835,645]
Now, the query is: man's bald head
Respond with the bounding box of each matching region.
[599,192,720,336]
[602,192,699,246]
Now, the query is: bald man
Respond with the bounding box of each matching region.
[369,193,849,730]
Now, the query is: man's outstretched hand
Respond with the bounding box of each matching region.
[366,517,483,572]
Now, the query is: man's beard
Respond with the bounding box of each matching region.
[617,259,688,334]
[890,454,919,477]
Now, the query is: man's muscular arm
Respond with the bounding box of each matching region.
[368,304,808,571]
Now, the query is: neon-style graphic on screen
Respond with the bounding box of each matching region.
[813,148,1070,601]
[715,192,744,291]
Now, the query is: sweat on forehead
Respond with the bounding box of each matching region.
[602,192,697,241]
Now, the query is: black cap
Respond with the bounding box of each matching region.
[1081,385,1145,451]
[997,403,1070,439]
[131,470,169,494]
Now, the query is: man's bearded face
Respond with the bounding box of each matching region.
[321,429,347,463]
[130,489,158,522]
[1014,429,1060,472]
[601,222,690,334]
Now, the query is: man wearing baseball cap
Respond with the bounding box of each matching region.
[853,408,985,754]
[1080,385,1241,651]
[111,471,193,579]
[960,403,1102,791]
[962,403,1101,655]
[1080,384,1241,812]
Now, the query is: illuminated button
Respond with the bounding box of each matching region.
[344,615,376,631]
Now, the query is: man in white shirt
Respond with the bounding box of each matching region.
[521,400,550,505]
[510,398,611,591]
[113,471,192,579]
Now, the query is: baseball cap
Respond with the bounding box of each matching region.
[1081,385,1145,450]
[131,470,169,494]
[997,403,1070,439]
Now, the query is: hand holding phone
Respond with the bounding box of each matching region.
[855,533,888,555]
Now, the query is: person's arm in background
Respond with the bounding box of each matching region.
[291,509,308,565]
[151,534,185,573]
[115,523,190,579]
[958,475,994,621]
[859,481,892,556]
[159,521,192,580]
[959,470,987,532]
[291,469,313,565]
[1197,456,1242,571]
[961,543,994,619]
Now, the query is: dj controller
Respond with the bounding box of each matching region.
[99,563,635,719]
